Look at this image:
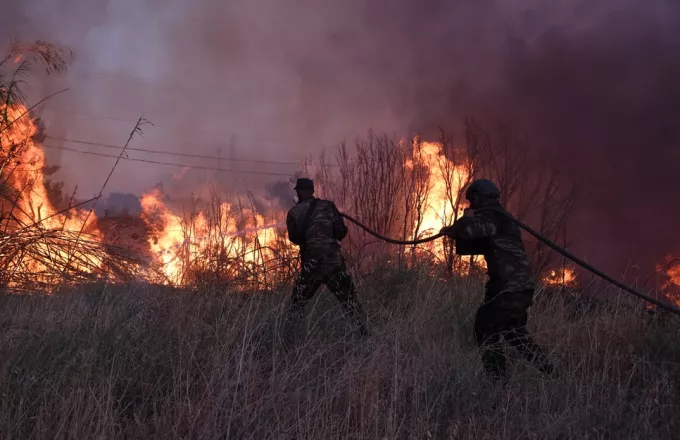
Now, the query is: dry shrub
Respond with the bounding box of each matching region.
[0,270,677,439]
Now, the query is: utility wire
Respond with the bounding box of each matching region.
[41,107,297,145]
[41,144,295,177]
[45,136,303,166]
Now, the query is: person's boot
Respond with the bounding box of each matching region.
[342,301,370,339]
[482,349,509,383]
[525,349,558,379]
[353,319,370,339]
[280,307,304,349]
[537,360,558,379]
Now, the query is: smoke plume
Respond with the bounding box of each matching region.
[2,0,680,274]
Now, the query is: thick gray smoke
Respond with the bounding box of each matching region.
[2,0,680,273]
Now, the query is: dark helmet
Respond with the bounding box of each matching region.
[465,179,500,202]
[294,177,314,191]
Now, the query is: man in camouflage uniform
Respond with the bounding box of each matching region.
[440,179,555,380]
[285,178,369,337]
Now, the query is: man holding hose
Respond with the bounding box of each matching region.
[440,179,556,380]
[285,178,369,338]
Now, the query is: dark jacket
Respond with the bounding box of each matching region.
[447,201,535,297]
[286,198,348,270]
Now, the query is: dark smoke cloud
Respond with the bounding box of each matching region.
[2,0,679,273]
[492,2,680,274]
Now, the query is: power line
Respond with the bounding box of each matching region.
[45,136,304,166]
[41,144,296,178]
[40,107,298,145]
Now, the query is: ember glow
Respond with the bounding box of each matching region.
[543,267,577,287]
[660,257,680,306]
[666,261,680,286]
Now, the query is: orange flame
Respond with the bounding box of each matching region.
[658,256,680,307]
[401,139,489,274]
[666,263,680,287]
[406,141,469,241]
[543,267,577,287]
[140,189,284,286]
[4,104,582,290]
[1,104,103,286]
[405,140,470,254]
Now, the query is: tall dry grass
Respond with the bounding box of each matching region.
[1,269,677,439]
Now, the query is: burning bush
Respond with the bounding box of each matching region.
[0,39,614,296]
[0,41,146,291]
[0,96,583,293]
[140,188,296,289]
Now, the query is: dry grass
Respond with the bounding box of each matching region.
[1,269,678,439]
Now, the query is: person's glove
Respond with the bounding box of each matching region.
[439,225,456,237]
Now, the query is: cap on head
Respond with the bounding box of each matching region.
[465,179,500,202]
[294,178,314,192]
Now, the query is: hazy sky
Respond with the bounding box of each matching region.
[2,0,680,273]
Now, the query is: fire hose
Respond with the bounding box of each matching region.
[340,210,680,316]
[340,213,444,245]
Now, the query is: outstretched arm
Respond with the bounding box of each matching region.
[441,210,497,240]
[286,209,301,245]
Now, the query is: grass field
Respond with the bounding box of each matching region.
[1,269,678,439]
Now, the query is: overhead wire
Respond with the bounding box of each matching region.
[41,143,295,177]
[41,107,299,145]
[45,136,303,166]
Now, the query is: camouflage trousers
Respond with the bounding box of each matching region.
[474,290,554,380]
[286,258,369,336]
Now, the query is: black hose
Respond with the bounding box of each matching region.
[340,208,680,316]
[340,213,443,245]
[487,208,680,316]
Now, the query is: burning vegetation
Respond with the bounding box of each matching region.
[651,256,680,308]
[0,104,140,289]
[3,100,680,308]
[1,39,678,309]
[139,188,293,288]
[0,104,556,292]
[543,267,577,288]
